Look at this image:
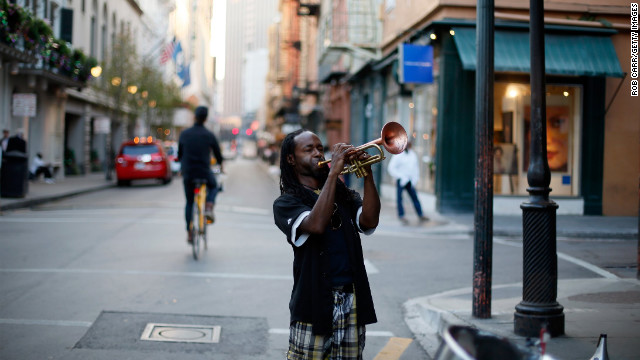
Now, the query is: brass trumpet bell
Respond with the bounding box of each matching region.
[318,122,408,178]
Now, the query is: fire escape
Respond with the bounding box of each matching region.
[317,0,380,83]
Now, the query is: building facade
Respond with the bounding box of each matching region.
[1,0,174,179]
[264,0,638,216]
[353,0,638,216]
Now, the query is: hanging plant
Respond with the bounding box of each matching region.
[24,17,52,52]
[1,1,26,45]
[71,48,87,81]
[48,38,71,73]
[0,1,8,43]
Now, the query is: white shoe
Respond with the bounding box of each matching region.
[45,178,55,184]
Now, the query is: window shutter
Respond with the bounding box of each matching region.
[60,8,73,43]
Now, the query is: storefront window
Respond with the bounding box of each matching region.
[494,83,581,196]
[412,84,438,193]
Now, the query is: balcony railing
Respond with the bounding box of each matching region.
[317,0,380,80]
[1,1,97,87]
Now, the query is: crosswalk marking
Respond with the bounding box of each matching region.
[269,328,395,337]
[0,268,291,280]
[374,337,413,360]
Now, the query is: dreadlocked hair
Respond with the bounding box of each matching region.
[279,129,357,210]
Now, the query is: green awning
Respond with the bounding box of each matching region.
[452,27,624,77]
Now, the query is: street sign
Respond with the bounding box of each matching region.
[12,93,37,117]
[94,117,111,134]
[398,44,434,84]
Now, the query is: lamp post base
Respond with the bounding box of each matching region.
[514,302,565,337]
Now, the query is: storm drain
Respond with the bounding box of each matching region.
[140,323,221,344]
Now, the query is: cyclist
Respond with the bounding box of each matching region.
[178,106,224,244]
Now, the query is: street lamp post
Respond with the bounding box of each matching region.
[472,0,494,319]
[514,0,565,337]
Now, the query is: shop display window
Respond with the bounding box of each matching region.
[494,83,581,196]
[412,84,438,193]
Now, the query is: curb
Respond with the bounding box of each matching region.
[0,183,115,212]
[404,278,640,359]
[403,296,470,358]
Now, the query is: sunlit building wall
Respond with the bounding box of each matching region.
[222,0,278,118]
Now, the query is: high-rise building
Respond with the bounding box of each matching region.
[222,0,278,118]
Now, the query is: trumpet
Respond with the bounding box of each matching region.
[318,122,408,178]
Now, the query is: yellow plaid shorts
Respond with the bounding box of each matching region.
[287,288,366,360]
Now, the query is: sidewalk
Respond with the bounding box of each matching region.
[405,276,640,360]
[385,197,640,359]
[0,173,115,212]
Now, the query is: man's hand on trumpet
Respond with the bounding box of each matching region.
[326,143,354,176]
[328,143,373,178]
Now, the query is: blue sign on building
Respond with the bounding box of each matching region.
[399,44,434,84]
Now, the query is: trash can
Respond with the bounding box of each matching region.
[1,150,29,198]
[434,325,545,360]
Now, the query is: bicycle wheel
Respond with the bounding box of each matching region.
[191,201,201,260]
[203,219,208,250]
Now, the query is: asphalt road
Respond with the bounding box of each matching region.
[0,158,634,359]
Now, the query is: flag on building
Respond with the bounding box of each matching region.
[178,62,191,87]
[172,41,182,63]
[159,37,176,65]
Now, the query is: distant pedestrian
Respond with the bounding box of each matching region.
[273,129,380,360]
[387,141,428,225]
[30,153,55,183]
[1,129,9,153]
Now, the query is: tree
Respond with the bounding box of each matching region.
[94,32,181,137]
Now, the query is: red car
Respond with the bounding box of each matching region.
[115,139,172,186]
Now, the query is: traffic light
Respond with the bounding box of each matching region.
[232,128,239,135]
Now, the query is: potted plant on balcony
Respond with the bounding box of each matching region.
[24,16,52,53]
[0,0,27,45]
[70,48,86,81]
[47,38,71,74]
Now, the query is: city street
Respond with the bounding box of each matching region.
[0,158,637,359]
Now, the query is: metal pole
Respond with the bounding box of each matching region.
[514,0,565,337]
[472,0,494,319]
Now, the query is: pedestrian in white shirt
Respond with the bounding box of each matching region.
[387,142,428,225]
[30,153,55,183]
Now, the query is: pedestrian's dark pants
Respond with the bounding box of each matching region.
[30,167,53,180]
[183,173,218,231]
[396,179,423,218]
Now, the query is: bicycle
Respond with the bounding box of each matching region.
[188,166,223,260]
[189,178,211,260]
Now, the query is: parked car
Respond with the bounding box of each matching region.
[115,139,172,186]
[164,141,181,175]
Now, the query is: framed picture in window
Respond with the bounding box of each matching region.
[523,106,569,172]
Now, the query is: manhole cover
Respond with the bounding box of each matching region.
[141,323,221,343]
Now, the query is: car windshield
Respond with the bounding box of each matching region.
[122,145,159,156]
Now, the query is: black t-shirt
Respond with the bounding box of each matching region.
[178,123,223,179]
[273,190,377,334]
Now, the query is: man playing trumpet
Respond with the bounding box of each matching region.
[273,129,380,360]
